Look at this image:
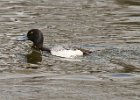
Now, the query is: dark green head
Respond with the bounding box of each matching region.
[27,29,44,49]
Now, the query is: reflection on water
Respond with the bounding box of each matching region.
[110,58,138,73]
[26,50,42,64]
[110,73,134,78]
[116,0,140,5]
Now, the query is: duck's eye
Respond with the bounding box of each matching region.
[30,31,33,34]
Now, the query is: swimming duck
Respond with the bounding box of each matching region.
[26,29,92,58]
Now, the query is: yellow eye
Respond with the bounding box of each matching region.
[30,31,33,34]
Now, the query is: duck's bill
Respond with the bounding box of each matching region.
[16,34,28,41]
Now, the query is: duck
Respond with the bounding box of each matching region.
[25,29,92,58]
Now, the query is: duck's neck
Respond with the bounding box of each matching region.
[32,44,51,53]
[40,47,51,53]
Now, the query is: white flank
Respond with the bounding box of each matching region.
[51,47,83,58]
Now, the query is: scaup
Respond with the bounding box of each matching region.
[26,29,92,58]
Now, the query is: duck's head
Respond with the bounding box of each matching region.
[27,29,44,50]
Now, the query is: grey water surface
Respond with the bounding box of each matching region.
[0,0,140,100]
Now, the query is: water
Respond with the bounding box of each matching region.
[0,0,140,100]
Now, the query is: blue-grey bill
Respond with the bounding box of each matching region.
[16,34,28,41]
